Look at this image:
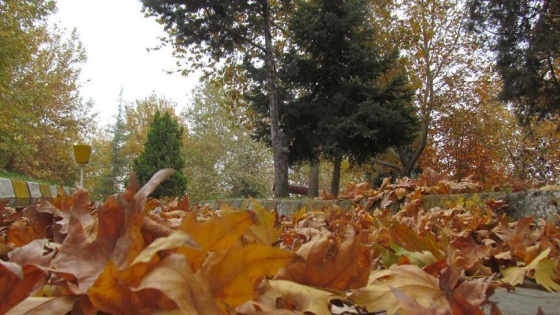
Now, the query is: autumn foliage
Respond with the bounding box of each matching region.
[1,168,560,314]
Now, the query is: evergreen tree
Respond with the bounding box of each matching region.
[133,110,187,198]
[141,0,293,197]
[109,89,128,192]
[249,0,419,195]
[468,0,560,121]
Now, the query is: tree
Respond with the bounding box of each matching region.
[109,89,128,192]
[0,0,95,184]
[265,0,418,195]
[468,0,560,121]
[141,0,292,197]
[420,79,519,187]
[122,94,180,164]
[86,127,113,200]
[133,111,187,198]
[184,82,273,202]
[369,0,485,178]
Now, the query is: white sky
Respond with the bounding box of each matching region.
[50,0,200,126]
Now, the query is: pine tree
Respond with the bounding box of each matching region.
[110,89,128,191]
[133,110,187,198]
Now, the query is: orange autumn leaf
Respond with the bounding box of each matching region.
[133,253,221,315]
[6,218,44,247]
[200,243,294,310]
[246,198,282,246]
[87,260,138,315]
[0,261,46,314]
[5,296,79,315]
[452,235,492,268]
[275,233,371,290]
[177,210,257,271]
[349,264,448,315]
[88,231,200,314]
[494,215,534,256]
[50,170,175,294]
[258,279,342,314]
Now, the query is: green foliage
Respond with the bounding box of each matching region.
[184,82,273,203]
[133,111,187,198]
[248,0,419,194]
[0,0,94,184]
[468,0,560,121]
[141,0,293,197]
[109,89,128,191]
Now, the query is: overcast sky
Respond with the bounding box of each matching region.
[50,0,200,126]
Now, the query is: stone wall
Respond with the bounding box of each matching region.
[200,188,560,221]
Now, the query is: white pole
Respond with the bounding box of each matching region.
[80,166,84,188]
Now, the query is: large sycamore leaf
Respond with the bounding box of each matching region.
[275,234,371,290]
[133,253,221,315]
[200,243,294,309]
[50,170,175,294]
[349,264,448,315]
[8,239,58,269]
[177,210,257,271]
[5,296,79,315]
[502,247,560,291]
[87,260,137,315]
[260,279,342,314]
[452,235,492,269]
[49,188,114,294]
[0,261,46,314]
[246,198,282,246]
[494,215,534,256]
[88,231,200,314]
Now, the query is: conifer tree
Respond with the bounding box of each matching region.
[110,89,128,192]
[133,110,187,198]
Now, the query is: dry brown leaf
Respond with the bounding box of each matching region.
[177,210,257,271]
[0,261,47,314]
[260,279,341,315]
[200,243,294,310]
[275,233,371,290]
[350,264,448,315]
[5,296,79,315]
[133,253,221,315]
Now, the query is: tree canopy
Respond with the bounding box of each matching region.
[0,0,95,184]
[468,0,560,121]
[249,0,419,195]
[141,0,293,196]
[133,111,187,198]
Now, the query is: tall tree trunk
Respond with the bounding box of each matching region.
[308,160,319,198]
[263,1,289,197]
[331,155,342,197]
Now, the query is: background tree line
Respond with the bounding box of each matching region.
[2,0,558,201]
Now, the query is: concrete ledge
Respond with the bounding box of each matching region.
[49,185,58,197]
[0,178,16,206]
[200,188,560,221]
[0,177,73,208]
[11,179,30,207]
[39,183,52,200]
[421,189,560,221]
[200,198,353,218]
[27,182,42,204]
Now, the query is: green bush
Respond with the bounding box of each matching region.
[133,111,187,198]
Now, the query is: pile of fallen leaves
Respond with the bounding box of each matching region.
[1,168,559,314]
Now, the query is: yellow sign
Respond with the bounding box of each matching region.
[73,144,92,165]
